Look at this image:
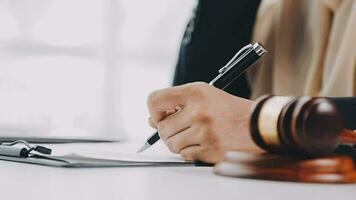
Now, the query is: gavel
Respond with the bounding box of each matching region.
[250,95,356,157]
[214,96,356,184]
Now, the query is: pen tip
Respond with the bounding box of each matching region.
[137,143,150,153]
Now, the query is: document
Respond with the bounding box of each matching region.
[77,151,188,163]
[0,142,194,167]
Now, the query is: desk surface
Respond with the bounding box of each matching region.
[0,142,355,200]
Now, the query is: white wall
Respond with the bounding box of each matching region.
[0,0,196,139]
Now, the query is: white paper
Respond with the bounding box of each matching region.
[47,141,191,164]
[77,151,189,163]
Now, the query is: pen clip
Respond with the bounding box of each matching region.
[218,44,253,74]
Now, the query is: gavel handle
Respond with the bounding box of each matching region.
[340,129,356,144]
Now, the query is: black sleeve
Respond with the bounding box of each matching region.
[330,97,356,130]
[173,0,261,98]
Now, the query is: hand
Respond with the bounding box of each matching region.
[147,82,262,163]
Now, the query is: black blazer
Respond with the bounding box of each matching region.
[173,0,261,98]
[172,0,356,130]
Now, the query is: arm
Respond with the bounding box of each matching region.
[147,83,356,163]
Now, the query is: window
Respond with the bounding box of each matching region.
[0,0,196,139]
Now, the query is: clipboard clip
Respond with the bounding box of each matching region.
[0,140,52,158]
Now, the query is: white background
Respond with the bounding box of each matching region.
[0,0,197,139]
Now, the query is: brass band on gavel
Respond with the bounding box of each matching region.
[250,95,349,157]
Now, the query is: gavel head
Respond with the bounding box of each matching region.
[250,96,344,157]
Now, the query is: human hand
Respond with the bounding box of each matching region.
[147,82,262,163]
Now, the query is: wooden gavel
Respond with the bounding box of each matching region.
[250,96,356,157]
[213,97,356,184]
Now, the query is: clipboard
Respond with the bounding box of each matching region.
[0,140,197,168]
[0,154,195,168]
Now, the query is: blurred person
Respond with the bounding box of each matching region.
[173,0,261,98]
[147,0,356,163]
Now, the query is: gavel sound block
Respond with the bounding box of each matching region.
[214,151,356,184]
[214,96,356,184]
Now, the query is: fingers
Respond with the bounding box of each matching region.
[147,85,188,124]
[147,82,210,125]
[148,117,156,129]
[148,108,181,129]
[180,145,218,163]
[164,127,201,154]
[157,107,190,141]
[179,145,204,161]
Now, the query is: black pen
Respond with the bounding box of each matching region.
[137,42,267,153]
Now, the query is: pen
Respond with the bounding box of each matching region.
[137,42,267,153]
